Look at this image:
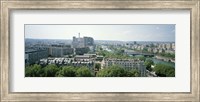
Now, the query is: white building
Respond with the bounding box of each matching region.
[105,59,146,77]
[172,43,175,50]
[166,43,172,49]
[72,33,94,48]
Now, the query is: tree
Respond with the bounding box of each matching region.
[106,65,127,77]
[56,66,76,77]
[76,66,93,77]
[150,43,154,47]
[144,59,154,71]
[136,56,146,61]
[142,48,148,52]
[95,63,101,71]
[166,68,175,77]
[25,64,43,77]
[43,64,59,77]
[116,49,124,55]
[25,66,33,77]
[96,68,109,77]
[96,65,140,77]
[160,53,175,58]
[153,64,175,77]
[127,69,140,77]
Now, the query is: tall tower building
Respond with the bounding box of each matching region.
[72,33,94,48]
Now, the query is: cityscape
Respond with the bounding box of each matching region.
[25,25,175,77]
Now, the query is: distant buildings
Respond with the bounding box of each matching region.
[159,49,164,53]
[148,48,153,52]
[131,42,175,55]
[153,48,159,53]
[172,43,175,50]
[166,43,172,49]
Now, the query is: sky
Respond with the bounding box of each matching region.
[25,24,175,42]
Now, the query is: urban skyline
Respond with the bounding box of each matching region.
[25,24,175,42]
[25,24,175,77]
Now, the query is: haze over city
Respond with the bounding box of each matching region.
[25,24,175,42]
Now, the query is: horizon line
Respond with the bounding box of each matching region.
[25,38,175,42]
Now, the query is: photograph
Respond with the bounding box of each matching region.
[25,24,175,77]
[1,0,199,101]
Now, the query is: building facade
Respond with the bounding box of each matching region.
[25,49,48,65]
[104,59,146,77]
[72,33,94,48]
[48,45,74,57]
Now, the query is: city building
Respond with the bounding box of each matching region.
[96,55,104,61]
[165,49,175,54]
[74,55,91,61]
[72,33,94,48]
[162,43,166,49]
[39,57,95,70]
[159,49,165,53]
[75,47,90,55]
[48,45,74,57]
[158,44,163,49]
[84,53,97,58]
[84,36,94,47]
[148,48,153,52]
[104,59,146,77]
[25,49,48,65]
[153,48,159,53]
[166,43,172,49]
[172,43,175,50]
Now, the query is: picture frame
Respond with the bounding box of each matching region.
[1,0,199,101]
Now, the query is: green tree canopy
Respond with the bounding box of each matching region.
[159,53,175,59]
[107,65,127,77]
[136,56,146,61]
[43,64,59,77]
[96,65,140,77]
[144,59,154,71]
[127,69,140,77]
[25,64,43,77]
[153,64,175,77]
[56,66,76,77]
[76,66,93,77]
[95,63,101,70]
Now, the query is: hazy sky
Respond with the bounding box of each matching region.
[25,24,175,42]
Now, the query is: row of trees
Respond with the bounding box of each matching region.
[25,64,94,77]
[25,64,141,77]
[96,65,140,77]
[26,60,175,77]
[159,53,175,59]
[98,50,130,59]
[97,49,147,60]
[25,64,140,77]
